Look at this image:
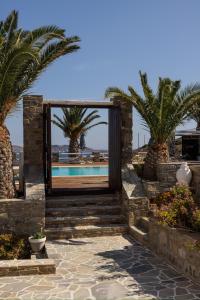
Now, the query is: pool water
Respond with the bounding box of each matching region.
[52,166,108,176]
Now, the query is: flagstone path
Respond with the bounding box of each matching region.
[0,235,200,300]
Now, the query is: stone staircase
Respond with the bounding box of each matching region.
[45,193,128,239]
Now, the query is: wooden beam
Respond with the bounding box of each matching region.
[43,100,118,108]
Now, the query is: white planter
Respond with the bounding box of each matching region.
[28,236,46,253]
[176,162,192,186]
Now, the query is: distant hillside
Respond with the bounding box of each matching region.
[51,145,68,153]
[12,145,106,153]
[51,145,96,153]
[13,145,23,153]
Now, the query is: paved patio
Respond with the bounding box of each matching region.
[0,235,200,300]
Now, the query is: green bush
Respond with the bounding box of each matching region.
[0,233,30,260]
[32,231,45,239]
[152,185,200,231]
[192,209,200,231]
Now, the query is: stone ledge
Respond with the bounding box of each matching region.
[158,161,200,165]
[0,258,55,277]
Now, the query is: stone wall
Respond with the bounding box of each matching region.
[0,96,45,236]
[23,95,44,184]
[117,97,149,224]
[0,198,44,235]
[0,258,55,277]
[157,162,180,187]
[121,164,149,225]
[112,98,133,166]
[148,219,200,283]
[157,162,200,201]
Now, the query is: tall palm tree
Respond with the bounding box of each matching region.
[187,85,200,130]
[0,10,80,198]
[80,133,86,150]
[188,105,200,130]
[105,72,200,180]
[52,107,107,154]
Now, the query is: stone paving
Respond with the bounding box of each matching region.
[0,235,200,299]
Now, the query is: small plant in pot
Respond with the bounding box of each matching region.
[28,231,46,253]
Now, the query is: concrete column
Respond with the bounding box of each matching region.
[23,95,44,183]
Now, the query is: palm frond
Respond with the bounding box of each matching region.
[53,107,107,141]
[0,10,80,124]
[105,73,200,145]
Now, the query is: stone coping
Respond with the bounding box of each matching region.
[158,161,200,165]
[150,217,200,242]
[0,258,56,277]
[0,198,24,202]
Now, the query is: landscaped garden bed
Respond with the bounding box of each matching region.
[0,233,55,277]
[150,185,200,231]
[0,233,31,260]
[148,185,200,282]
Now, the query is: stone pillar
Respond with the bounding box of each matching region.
[113,98,133,166]
[23,95,44,183]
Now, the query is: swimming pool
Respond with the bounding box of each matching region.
[52,166,108,177]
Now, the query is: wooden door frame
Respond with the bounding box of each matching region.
[43,100,121,195]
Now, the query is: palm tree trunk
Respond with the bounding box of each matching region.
[143,143,169,180]
[196,119,200,130]
[69,137,79,156]
[0,125,16,198]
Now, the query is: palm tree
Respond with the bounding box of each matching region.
[187,85,200,130]
[105,72,200,180]
[52,107,107,154]
[0,10,80,198]
[80,133,86,150]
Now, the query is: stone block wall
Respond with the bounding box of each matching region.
[121,100,133,165]
[157,162,180,187]
[23,95,44,183]
[117,97,149,224]
[121,164,149,225]
[0,198,45,235]
[0,95,46,236]
[0,259,55,277]
[157,162,200,201]
[113,97,133,166]
[148,219,200,282]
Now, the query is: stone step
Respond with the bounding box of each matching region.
[46,194,118,208]
[46,205,121,217]
[137,217,150,233]
[45,214,124,227]
[129,225,148,244]
[45,224,128,240]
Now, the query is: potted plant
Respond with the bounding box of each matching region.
[28,231,46,253]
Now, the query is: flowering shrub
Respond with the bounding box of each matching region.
[151,185,200,231]
[0,233,30,260]
[152,185,193,207]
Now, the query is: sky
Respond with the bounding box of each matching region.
[2,0,200,149]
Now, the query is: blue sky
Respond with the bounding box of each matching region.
[2,0,200,149]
